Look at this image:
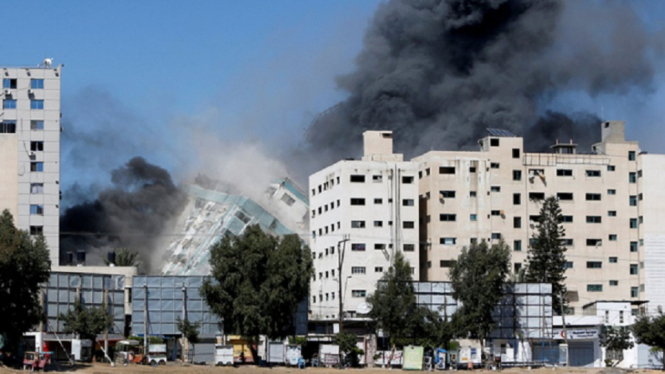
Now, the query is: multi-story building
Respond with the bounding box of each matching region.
[414,121,665,315]
[308,131,419,321]
[1,63,62,265]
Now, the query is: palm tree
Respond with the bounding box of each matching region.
[104,247,141,267]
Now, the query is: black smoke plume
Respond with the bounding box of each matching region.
[60,157,187,273]
[302,0,662,167]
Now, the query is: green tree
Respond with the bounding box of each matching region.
[366,251,417,362]
[176,316,200,362]
[599,325,634,367]
[450,240,510,357]
[103,247,141,267]
[0,209,51,351]
[59,297,112,343]
[335,331,363,368]
[524,196,568,313]
[201,225,313,362]
[632,307,665,370]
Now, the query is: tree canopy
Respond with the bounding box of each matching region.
[599,325,634,367]
[632,307,665,370]
[524,196,568,313]
[103,247,141,267]
[449,240,510,346]
[59,297,112,342]
[0,209,51,350]
[201,225,313,359]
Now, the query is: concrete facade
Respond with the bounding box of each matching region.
[308,131,420,321]
[1,65,62,265]
[413,122,665,314]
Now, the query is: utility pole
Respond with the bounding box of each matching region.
[103,288,108,356]
[143,283,148,353]
[182,282,187,363]
[38,287,44,355]
[337,234,350,368]
[559,290,569,367]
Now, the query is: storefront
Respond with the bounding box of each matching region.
[552,320,602,367]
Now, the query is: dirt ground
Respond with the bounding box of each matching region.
[0,364,662,374]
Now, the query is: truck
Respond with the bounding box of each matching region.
[146,344,167,366]
[215,345,234,366]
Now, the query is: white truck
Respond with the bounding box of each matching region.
[146,344,167,366]
[215,345,234,366]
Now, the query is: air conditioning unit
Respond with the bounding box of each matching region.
[29,151,35,157]
[28,89,34,95]
[3,89,10,95]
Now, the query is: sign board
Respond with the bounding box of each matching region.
[286,345,301,366]
[268,342,284,364]
[333,323,339,334]
[553,328,599,340]
[375,350,403,366]
[403,346,424,370]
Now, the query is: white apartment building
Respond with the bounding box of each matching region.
[308,131,419,321]
[0,64,62,265]
[414,122,665,315]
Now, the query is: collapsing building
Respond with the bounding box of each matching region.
[161,178,309,276]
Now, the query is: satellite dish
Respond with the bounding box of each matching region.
[42,58,53,68]
[356,302,373,314]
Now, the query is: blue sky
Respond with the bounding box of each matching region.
[3,0,665,197]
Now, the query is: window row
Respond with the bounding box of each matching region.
[312,200,340,218]
[350,220,415,229]
[3,78,45,89]
[311,222,341,238]
[349,243,415,252]
[2,99,45,109]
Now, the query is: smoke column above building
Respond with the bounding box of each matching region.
[301,0,663,170]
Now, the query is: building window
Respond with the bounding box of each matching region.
[30,162,44,172]
[491,186,500,192]
[630,264,638,275]
[3,78,17,89]
[609,234,617,241]
[29,141,46,152]
[512,148,520,158]
[513,193,521,205]
[630,218,638,229]
[469,167,476,173]
[586,170,601,177]
[30,183,44,194]
[587,261,602,269]
[31,79,45,89]
[470,214,477,221]
[374,198,383,204]
[0,121,16,133]
[586,216,602,224]
[351,243,366,251]
[374,221,383,227]
[587,284,603,292]
[629,172,637,183]
[29,226,43,235]
[628,151,636,161]
[375,267,383,273]
[607,165,615,171]
[403,244,415,252]
[3,99,17,109]
[629,195,637,206]
[351,221,365,229]
[30,100,44,110]
[631,287,639,297]
[470,191,477,197]
[402,176,414,184]
[513,240,522,251]
[439,166,455,174]
[529,192,545,201]
[351,290,366,298]
[562,239,574,246]
[403,221,415,229]
[557,193,573,201]
[564,261,573,269]
[490,138,500,146]
[439,214,456,222]
[440,237,456,245]
[350,198,365,206]
[512,170,522,181]
[440,190,455,198]
[440,260,456,268]
[491,233,501,240]
[557,169,573,176]
[609,257,618,263]
[559,215,573,223]
[491,162,500,169]
[491,210,501,216]
[29,205,44,215]
[630,241,638,252]
[608,211,617,217]
[608,189,616,195]
[587,239,602,246]
[513,216,522,228]
[350,175,365,183]
[609,280,619,286]
[351,267,366,274]
[402,199,414,206]
[374,244,385,250]
[586,193,601,201]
